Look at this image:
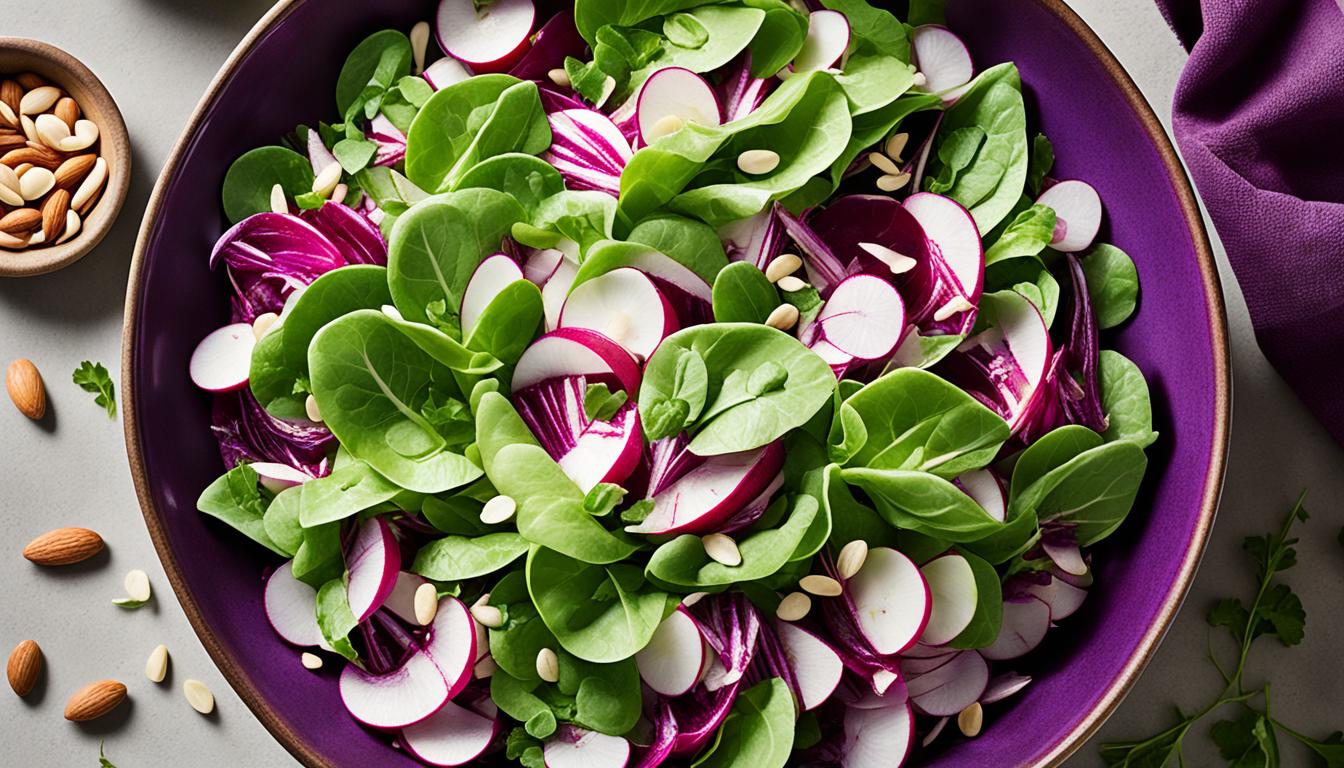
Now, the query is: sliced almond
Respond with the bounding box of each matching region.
[764,303,800,331]
[22,526,103,565]
[479,495,517,525]
[912,72,928,88]
[799,574,844,597]
[269,183,287,214]
[409,21,431,73]
[836,539,869,580]
[18,166,54,201]
[19,86,60,116]
[124,568,152,602]
[19,115,38,144]
[0,207,41,235]
[41,189,70,242]
[0,165,22,207]
[535,647,560,683]
[7,640,42,697]
[6,358,46,420]
[933,295,975,322]
[884,132,910,162]
[737,149,781,175]
[145,644,169,683]
[251,312,279,340]
[957,701,984,737]
[0,102,18,130]
[71,156,107,213]
[776,275,807,292]
[470,603,504,629]
[764,253,802,283]
[183,679,215,714]
[64,680,127,721]
[876,172,912,192]
[776,591,812,621]
[858,241,917,275]
[53,97,79,131]
[33,113,70,150]
[868,151,901,175]
[702,533,742,567]
[415,582,440,626]
[304,394,322,422]
[300,652,323,670]
[53,153,96,189]
[312,161,341,197]
[547,68,571,88]
[57,120,98,152]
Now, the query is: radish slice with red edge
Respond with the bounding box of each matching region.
[559,267,678,360]
[251,462,311,494]
[383,571,430,625]
[264,561,324,647]
[422,596,481,697]
[777,622,844,711]
[635,67,722,145]
[345,517,401,622]
[555,401,643,493]
[400,700,500,766]
[981,672,1032,705]
[461,253,525,337]
[1022,575,1087,621]
[846,547,931,655]
[525,247,565,286]
[954,468,1006,523]
[339,649,452,730]
[635,606,706,697]
[903,192,984,311]
[541,255,579,330]
[422,56,473,90]
[911,25,974,96]
[544,725,631,768]
[189,323,256,392]
[841,699,914,768]
[979,596,1051,660]
[793,10,851,74]
[903,650,988,716]
[946,290,1052,433]
[434,0,535,73]
[812,274,906,361]
[626,442,784,536]
[1036,180,1102,253]
[919,553,978,646]
[512,327,642,395]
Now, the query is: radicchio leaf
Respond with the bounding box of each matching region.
[211,389,334,476]
[210,212,346,321]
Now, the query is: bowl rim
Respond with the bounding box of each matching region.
[0,36,132,278]
[120,1,1231,766]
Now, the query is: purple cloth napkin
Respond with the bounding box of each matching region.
[1155,0,1344,443]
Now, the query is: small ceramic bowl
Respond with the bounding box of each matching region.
[0,37,131,277]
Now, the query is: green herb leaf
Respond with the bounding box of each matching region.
[99,743,117,767]
[72,361,116,418]
[583,383,629,422]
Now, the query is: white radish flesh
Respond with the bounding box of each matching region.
[635,67,722,145]
[524,247,565,286]
[401,700,499,766]
[777,622,845,711]
[251,462,312,494]
[911,26,974,95]
[794,10,851,74]
[626,443,784,536]
[345,517,401,622]
[1023,575,1088,621]
[422,57,473,90]
[422,596,479,698]
[919,553,978,646]
[541,255,579,331]
[189,323,256,392]
[813,274,906,360]
[556,403,643,493]
[559,268,678,360]
[1036,180,1102,253]
[635,607,706,697]
[955,468,1006,523]
[512,327,642,395]
[904,650,989,716]
[434,0,535,72]
[544,726,631,768]
[264,561,325,647]
[981,672,1032,705]
[461,253,525,337]
[383,571,432,625]
[848,547,931,655]
[339,650,451,729]
[903,192,984,304]
[841,699,914,768]
[979,597,1052,660]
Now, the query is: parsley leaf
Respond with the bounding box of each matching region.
[1212,703,1279,767]
[99,743,116,767]
[72,361,116,418]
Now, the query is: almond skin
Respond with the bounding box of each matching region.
[6,358,46,420]
[0,145,61,171]
[15,72,48,91]
[0,207,42,235]
[53,97,79,132]
[64,680,127,721]
[41,189,69,241]
[53,154,96,189]
[7,640,42,697]
[23,527,104,566]
[0,80,20,114]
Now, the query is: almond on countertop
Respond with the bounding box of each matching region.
[6,358,46,419]
[22,527,104,565]
[64,680,126,721]
[7,640,42,697]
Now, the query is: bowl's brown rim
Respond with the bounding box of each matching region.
[120,1,1230,766]
[0,36,132,278]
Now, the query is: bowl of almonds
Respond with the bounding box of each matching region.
[0,37,130,277]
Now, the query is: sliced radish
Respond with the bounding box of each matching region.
[944,290,1052,433]
[422,56,474,90]
[841,699,914,768]
[636,606,706,697]
[718,209,782,270]
[793,10,851,74]
[435,0,535,72]
[555,400,644,493]
[904,650,988,716]
[307,128,338,176]
[1042,534,1088,576]
[911,26,974,96]
[591,248,714,305]
[544,725,631,768]
[954,468,1006,523]
[981,672,1032,705]
[1036,180,1101,253]
[903,192,984,309]
[512,327,642,395]
[383,571,431,625]
[264,561,324,647]
[919,554,978,646]
[626,442,784,536]
[777,622,844,711]
[544,109,633,196]
[559,267,678,360]
[525,247,565,286]
[1022,575,1087,621]
[847,547,931,655]
[542,255,579,330]
[251,462,312,494]
[189,322,256,392]
[345,517,401,623]
[422,596,480,697]
[401,700,500,766]
[811,274,906,361]
[340,649,452,730]
[461,253,525,337]
[979,596,1051,661]
[635,67,722,145]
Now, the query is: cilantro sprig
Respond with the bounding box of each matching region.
[72,360,116,418]
[1100,492,1343,767]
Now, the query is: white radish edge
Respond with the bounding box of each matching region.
[345,517,401,623]
[461,253,525,337]
[911,25,974,95]
[813,274,906,360]
[777,621,845,711]
[434,0,535,69]
[635,606,706,697]
[794,10,851,74]
[635,67,722,145]
[919,553,979,646]
[251,462,312,494]
[189,322,256,392]
[1036,180,1102,253]
[848,547,931,656]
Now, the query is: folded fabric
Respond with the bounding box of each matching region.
[1155,0,1344,443]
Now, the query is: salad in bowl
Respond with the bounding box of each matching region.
[186,0,1156,765]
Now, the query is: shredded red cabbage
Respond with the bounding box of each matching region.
[210,389,335,476]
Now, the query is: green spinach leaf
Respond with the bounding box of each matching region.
[221,146,314,223]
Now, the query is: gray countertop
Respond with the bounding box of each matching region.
[2,1,1340,765]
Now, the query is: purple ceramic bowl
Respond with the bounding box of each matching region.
[122,1,1230,766]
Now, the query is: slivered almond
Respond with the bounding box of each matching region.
[64,680,127,721]
[7,640,42,697]
[54,154,96,189]
[0,207,41,235]
[53,97,79,131]
[41,189,70,241]
[22,527,103,565]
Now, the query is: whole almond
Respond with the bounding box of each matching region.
[1,146,60,171]
[0,80,20,114]
[0,207,41,235]
[64,680,127,721]
[15,72,48,91]
[41,189,70,241]
[23,527,104,565]
[0,133,24,151]
[6,358,46,419]
[53,97,79,132]
[53,153,96,189]
[7,640,42,697]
